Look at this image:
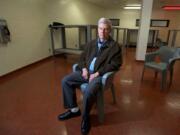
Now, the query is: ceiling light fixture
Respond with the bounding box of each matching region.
[162,5,180,10]
[124,4,141,10]
[124,6,141,9]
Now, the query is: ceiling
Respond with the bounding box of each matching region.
[86,0,180,9]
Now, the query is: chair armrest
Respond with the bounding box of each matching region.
[145,51,158,62]
[73,63,78,72]
[73,63,116,88]
[169,48,180,65]
[169,57,180,65]
[168,48,180,68]
[102,71,115,86]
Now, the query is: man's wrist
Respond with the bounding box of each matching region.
[95,72,99,77]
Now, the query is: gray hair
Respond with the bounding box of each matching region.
[98,17,112,29]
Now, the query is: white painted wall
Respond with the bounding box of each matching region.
[105,9,140,28]
[44,0,104,49]
[45,0,104,25]
[151,9,180,47]
[0,0,51,76]
[0,0,104,76]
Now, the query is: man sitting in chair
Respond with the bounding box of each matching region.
[58,17,122,135]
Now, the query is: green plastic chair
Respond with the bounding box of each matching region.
[141,46,180,90]
[73,64,117,123]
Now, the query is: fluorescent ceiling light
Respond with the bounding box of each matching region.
[124,4,141,10]
[124,6,141,9]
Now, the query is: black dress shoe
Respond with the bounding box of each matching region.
[58,110,81,121]
[81,118,91,135]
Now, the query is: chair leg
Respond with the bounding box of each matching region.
[141,67,145,81]
[154,71,158,78]
[161,70,167,90]
[97,89,104,123]
[169,68,174,86]
[111,84,116,104]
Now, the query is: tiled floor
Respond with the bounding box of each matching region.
[0,48,180,135]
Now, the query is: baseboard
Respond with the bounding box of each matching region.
[0,56,53,81]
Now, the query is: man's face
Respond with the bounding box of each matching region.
[98,23,111,41]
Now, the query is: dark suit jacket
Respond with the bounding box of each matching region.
[78,37,122,76]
